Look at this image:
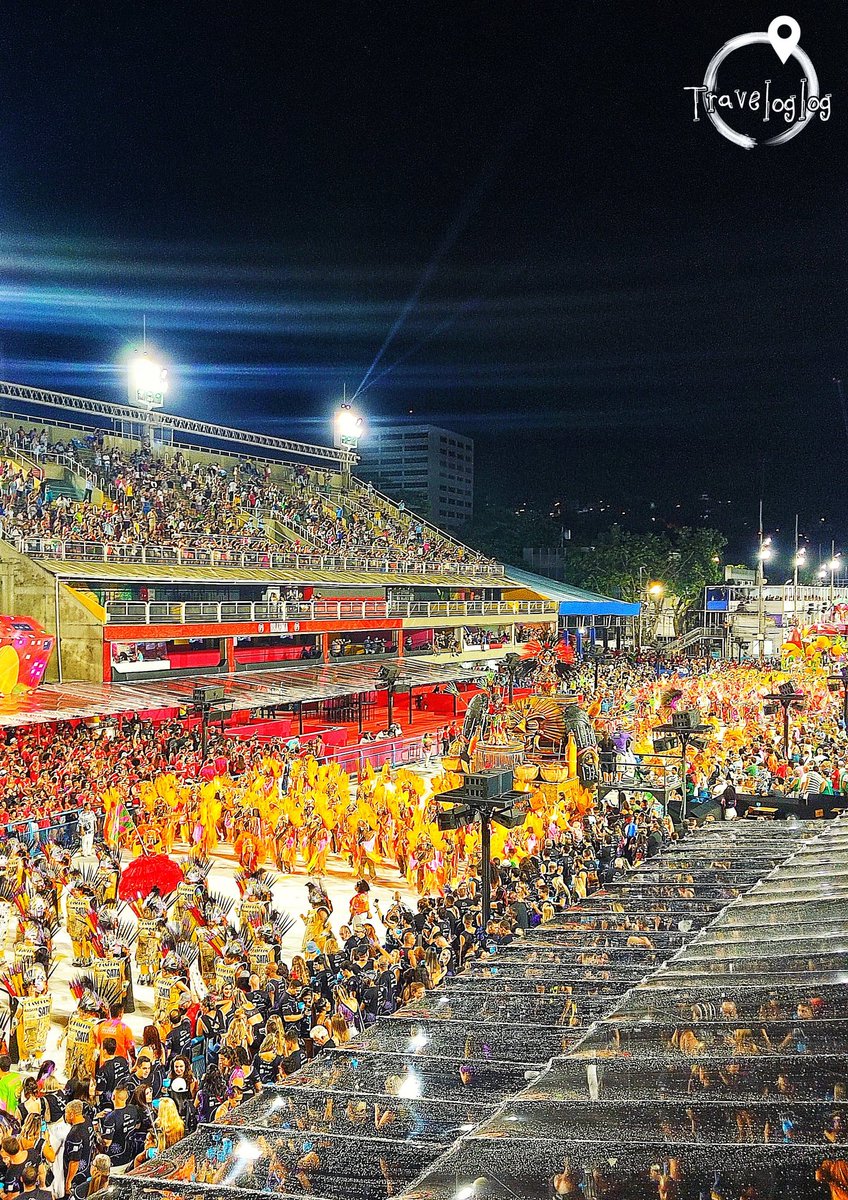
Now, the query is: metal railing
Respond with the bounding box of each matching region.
[13,536,503,577]
[661,625,724,655]
[104,597,557,625]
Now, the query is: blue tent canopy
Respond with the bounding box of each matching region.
[503,565,641,618]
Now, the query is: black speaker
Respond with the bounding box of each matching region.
[492,806,526,830]
[437,805,472,831]
[461,770,515,802]
[378,663,401,687]
[671,709,700,731]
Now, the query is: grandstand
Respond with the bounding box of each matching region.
[0,381,635,709]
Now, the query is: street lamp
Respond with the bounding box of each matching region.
[589,646,610,693]
[793,547,806,609]
[128,349,168,410]
[333,402,363,449]
[829,554,842,605]
[333,398,363,487]
[644,581,665,647]
[756,537,772,660]
[127,346,168,452]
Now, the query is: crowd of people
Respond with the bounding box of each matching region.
[0,424,488,571]
[0,648,841,1198]
[0,753,669,1199]
[584,655,848,806]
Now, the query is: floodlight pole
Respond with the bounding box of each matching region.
[480,809,492,928]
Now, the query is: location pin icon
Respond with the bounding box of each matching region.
[767,15,801,64]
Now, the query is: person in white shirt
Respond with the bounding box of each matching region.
[77,805,96,857]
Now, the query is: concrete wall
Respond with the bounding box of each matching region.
[0,541,103,683]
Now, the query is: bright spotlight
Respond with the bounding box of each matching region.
[128,349,167,410]
[334,402,363,450]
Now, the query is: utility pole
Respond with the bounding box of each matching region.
[792,513,799,615]
[757,499,765,660]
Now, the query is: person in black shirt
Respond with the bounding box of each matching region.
[195,999,225,1069]
[251,1036,282,1086]
[95,1039,129,1105]
[339,924,368,957]
[411,899,431,935]
[0,1135,29,1199]
[62,1102,91,1198]
[278,980,309,1036]
[244,974,271,1020]
[457,916,479,967]
[279,1032,305,1077]
[164,1057,196,1130]
[128,1056,161,1100]
[98,1086,140,1167]
[18,1164,50,1200]
[163,1012,192,1065]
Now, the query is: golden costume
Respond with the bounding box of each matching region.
[64,1010,98,1079]
[15,992,52,1066]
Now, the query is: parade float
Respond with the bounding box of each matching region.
[441,634,599,819]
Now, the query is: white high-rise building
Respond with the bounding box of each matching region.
[358,424,474,528]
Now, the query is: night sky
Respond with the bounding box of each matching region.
[0,1,846,553]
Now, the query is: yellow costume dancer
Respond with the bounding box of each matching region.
[62,997,100,1080]
[15,978,52,1069]
[247,931,273,984]
[152,955,192,1024]
[66,882,95,967]
[91,954,127,1010]
[135,917,161,986]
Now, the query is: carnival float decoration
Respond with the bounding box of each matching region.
[0,616,54,694]
[442,633,599,821]
[781,625,847,663]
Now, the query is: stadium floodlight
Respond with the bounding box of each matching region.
[333,401,363,450]
[128,349,167,410]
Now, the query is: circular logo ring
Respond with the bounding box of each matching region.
[703,32,819,148]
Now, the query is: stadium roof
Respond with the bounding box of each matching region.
[503,565,641,617]
[0,656,493,728]
[37,559,501,589]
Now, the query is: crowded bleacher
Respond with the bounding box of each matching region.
[0,422,493,573]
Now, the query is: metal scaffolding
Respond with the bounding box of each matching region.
[0,380,357,467]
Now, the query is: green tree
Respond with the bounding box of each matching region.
[458,501,562,563]
[567,525,726,636]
